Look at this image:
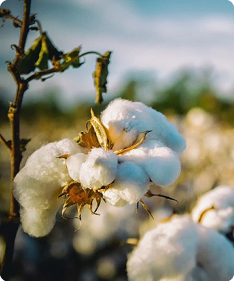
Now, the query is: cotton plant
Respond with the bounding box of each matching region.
[127,215,234,281]
[13,98,186,237]
[192,185,234,235]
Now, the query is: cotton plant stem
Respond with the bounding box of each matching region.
[1,1,31,280]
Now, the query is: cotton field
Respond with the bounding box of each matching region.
[0,100,234,281]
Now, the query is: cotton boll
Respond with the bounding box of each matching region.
[196,224,234,281]
[119,140,181,186]
[14,138,82,237]
[66,153,87,182]
[127,216,234,281]
[79,148,118,189]
[103,161,150,206]
[127,216,198,281]
[101,99,186,154]
[192,185,234,233]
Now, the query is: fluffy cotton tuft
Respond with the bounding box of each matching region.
[127,216,234,281]
[103,161,150,206]
[66,153,87,182]
[192,185,234,233]
[118,139,181,186]
[79,148,118,189]
[101,98,186,154]
[13,138,83,237]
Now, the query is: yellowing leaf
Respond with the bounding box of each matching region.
[58,47,83,72]
[35,33,49,70]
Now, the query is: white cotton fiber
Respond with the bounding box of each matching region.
[13,138,83,237]
[118,139,181,186]
[20,205,59,237]
[127,216,198,281]
[79,148,118,190]
[66,153,87,182]
[127,216,234,281]
[101,99,186,154]
[103,161,150,206]
[192,185,234,233]
[196,224,234,281]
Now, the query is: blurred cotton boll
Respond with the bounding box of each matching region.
[103,161,150,206]
[79,148,118,189]
[72,203,139,255]
[127,216,234,281]
[101,98,186,154]
[13,138,83,237]
[192,185,234,234]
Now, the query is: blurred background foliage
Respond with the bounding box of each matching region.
[0,68,234,280]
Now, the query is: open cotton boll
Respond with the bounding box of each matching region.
[127,216,198,281]
[103,161,150,206]
[119,139,181,186]
[79,148,118,189]
[192,185,234,233]
[14,138,83,236]
[101,98,186,154]
[66,153,87,182]
[127,216,234,281]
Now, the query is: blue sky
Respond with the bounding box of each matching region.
[1,0,234,106]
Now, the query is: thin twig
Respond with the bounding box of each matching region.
[79,51,102,58]
[26,67,58,82]
[1,14,22,26]
[0,133,11,152]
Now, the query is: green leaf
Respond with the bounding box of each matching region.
[93,51,111,104]
[17,36,42,74]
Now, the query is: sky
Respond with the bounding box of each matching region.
[1,0,234,106]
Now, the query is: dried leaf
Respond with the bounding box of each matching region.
[93,51,112,103]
